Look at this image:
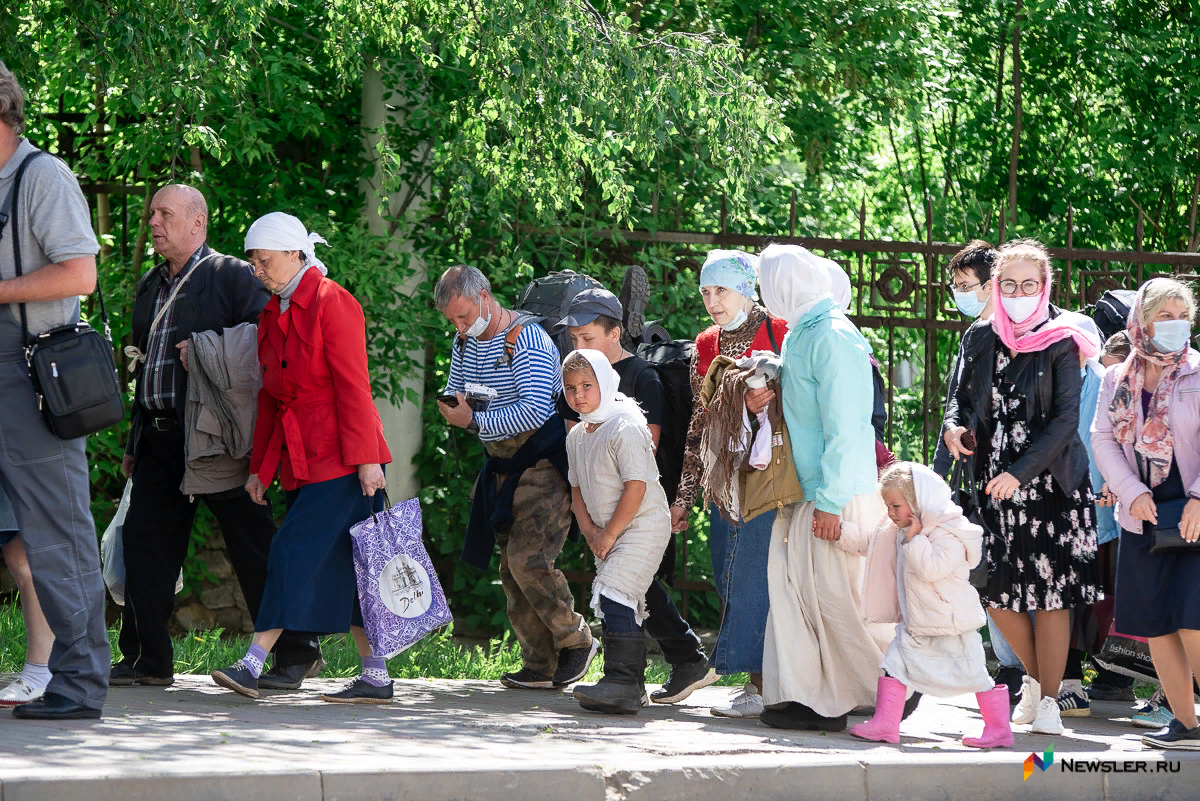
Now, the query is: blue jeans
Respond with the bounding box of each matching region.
[988,611,1035,668]
[709,505,773,674]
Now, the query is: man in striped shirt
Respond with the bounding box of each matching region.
[436,265,597,691]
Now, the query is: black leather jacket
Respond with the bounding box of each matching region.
[943,312,1089,494]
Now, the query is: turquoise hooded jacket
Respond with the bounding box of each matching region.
[780,297,880,514]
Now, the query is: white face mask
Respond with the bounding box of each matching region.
[465,297,492,338]
[720,307,749,331]
[1001,295,1040,324]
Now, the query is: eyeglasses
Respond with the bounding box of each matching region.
[947,281,982,294]
[999,279,1043,297]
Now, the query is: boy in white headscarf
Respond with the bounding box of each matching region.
[756,243,891,731]
[561,349,671,715]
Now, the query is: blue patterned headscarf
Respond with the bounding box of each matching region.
[700,249,759,301]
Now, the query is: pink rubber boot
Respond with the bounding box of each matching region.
[963,685,1015,748]
[850,676,906,744]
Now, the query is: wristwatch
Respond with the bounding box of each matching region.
[466,413,480,436]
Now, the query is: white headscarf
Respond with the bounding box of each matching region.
[826,259,852,311]
[910,462,954,523]
[1057,311,1105,376]
[758,243,834,328]
[244,212,330,276]
[565,349,647,427]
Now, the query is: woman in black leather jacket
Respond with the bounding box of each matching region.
[943,239,1102,737]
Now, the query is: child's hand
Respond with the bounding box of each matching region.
[903,526,919,543]
[590,526,620,561]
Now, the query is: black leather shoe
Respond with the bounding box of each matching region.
[760,702,846,731]
[12,691,102,720]
[110,661,174,687]
[258,657,327,691]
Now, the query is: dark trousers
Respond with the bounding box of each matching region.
[118,419,320,676]
[643,578,705,665]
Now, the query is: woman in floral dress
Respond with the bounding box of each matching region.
[943,239,1103,736]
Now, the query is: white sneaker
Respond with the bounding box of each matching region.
[710,682,764,718]
[1012,674,1041,725]
[1031,695,1064,735]
[0,677,46,708]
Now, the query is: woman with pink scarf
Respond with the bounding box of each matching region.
[943,239,1102,737]
[1092,277,1200,751]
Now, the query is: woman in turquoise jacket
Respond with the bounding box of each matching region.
[756,244,891,732]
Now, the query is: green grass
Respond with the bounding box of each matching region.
[0,600,748,686]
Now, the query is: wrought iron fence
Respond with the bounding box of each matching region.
[528,203,1200,616]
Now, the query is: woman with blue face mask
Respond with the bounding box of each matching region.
[1092,277,1200,750]
[671,248,789,719]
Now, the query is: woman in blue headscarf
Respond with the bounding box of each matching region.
[672,249,789,719]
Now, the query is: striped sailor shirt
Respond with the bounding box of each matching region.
[442,319,561,443]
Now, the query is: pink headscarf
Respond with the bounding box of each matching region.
[990,262,1099,358]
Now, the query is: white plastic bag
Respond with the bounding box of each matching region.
[101,481,132,605]
[101,480,184,605]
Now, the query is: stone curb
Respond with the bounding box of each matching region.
[2,754,1195,801]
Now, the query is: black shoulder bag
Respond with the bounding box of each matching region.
[0,150,124,440]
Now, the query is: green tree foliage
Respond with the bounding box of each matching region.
[3,0,1198,632]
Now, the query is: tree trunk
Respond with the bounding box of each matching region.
[361,63,429,500]
[1007,0,1023,226]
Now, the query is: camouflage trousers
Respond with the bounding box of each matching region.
[493,458,592,677]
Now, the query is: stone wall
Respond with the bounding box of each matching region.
[170,540,255,635]
[2,538,253,634]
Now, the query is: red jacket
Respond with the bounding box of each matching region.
[694,316,789,378]
[250,268,391,491]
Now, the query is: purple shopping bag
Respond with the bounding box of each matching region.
[351,495,452,658]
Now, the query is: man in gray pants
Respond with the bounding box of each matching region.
[0,62,109,719]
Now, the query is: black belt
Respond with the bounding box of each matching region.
[143,410,180,431]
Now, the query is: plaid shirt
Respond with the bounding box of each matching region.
[138,247,203,411]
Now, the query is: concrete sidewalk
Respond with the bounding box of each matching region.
[0,675,1194,801]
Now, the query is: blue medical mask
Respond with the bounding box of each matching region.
[953,289,987,319]
[1151,319,1191,354]
[720,307,750,331]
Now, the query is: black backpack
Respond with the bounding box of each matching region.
[632,339,696,506]
[515,270,604,360]
[1090,289,1136,343]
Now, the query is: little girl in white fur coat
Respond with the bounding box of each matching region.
[844,461,1013,748]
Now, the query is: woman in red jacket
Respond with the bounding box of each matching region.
[212,213,392,704]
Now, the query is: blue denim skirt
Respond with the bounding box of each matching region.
[708,505,774,674]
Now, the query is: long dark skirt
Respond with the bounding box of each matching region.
[256,472,383,634]
[1114,529,1200,639]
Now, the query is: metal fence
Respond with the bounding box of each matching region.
[529,203,1200,616]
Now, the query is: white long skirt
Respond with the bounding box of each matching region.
[762,494,892,718]
[881,625,993,697]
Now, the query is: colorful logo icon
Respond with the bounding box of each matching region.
[1024,744,1055,780]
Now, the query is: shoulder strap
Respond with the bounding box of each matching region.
[619,356,652,397]
[5,151,50,345]
[765,317,780,354]
[504,321,526,365]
